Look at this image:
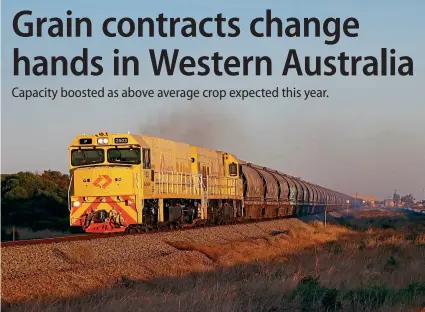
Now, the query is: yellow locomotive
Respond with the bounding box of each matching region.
[68,132,353,233]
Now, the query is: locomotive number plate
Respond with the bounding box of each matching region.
[114,138,128,144]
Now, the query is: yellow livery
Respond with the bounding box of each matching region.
[68,132,243,233]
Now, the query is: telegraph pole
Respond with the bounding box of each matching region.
[356,192,358,209]
[324,207,327,227]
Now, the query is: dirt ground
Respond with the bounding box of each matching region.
[2,208,425,312]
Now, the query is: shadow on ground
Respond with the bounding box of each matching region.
[3,209,425,312]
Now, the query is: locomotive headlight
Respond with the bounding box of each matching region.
[97,138,109,144]
[73,201,81,207]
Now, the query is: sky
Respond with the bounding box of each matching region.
[1,0,425,200]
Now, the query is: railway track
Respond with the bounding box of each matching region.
[0,214,326,248]
[0,225,202,248]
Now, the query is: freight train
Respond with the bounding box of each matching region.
[68,132,358,233]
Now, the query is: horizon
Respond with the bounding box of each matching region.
[1,130,422,203]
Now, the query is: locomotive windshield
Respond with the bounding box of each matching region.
[71,149,105,166]
[107,148,141,164]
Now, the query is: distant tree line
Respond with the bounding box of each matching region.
[400,194,415,205]
[1,170,70,239]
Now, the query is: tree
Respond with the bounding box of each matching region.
[401,194,415,205]
[41,170,69,189]
[1,171,69,232]
[393,191,400,204]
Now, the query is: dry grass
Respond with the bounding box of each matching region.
[2,209,425,312]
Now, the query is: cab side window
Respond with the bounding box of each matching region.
[229,162,238,176]
[143,148,151,169]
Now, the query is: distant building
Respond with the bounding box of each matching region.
[384,199,395,208]
[353,194,380,203]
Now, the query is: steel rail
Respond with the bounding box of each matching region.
[0,213,323,248]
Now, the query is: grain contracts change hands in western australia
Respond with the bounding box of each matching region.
[12,10,414,77]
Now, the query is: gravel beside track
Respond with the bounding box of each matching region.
[2,218,312,303]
